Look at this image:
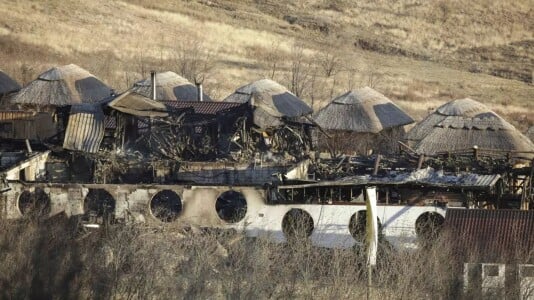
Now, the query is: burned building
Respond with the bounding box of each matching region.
[313,87,414,156]
[0,64,114,143]
[223,79,314,160]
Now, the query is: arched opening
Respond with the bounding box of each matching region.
[215,190,247,223]
[415,212,445,242]
[18,188,51,217]
[150,190,182,222]
[349,210,382,243]
[282,208,314,240]
[83,189,115,225]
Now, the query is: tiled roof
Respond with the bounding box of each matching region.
[444,209,534,262]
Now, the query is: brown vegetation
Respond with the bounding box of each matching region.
[1,215,531,299]
[0,0,531,130]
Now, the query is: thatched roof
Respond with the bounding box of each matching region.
[11,64,112,106]
[132,71,212,102]
[313,87,414,133]
[527,126,534,142]
[408,98,534,155]
[223,79,312,128]
[0,70,21,95]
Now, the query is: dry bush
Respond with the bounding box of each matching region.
[0,213,497,299]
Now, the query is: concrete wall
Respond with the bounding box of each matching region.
[1,182,446,249]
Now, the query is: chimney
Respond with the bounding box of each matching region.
[196,82,203,102]
[150,70,156,100]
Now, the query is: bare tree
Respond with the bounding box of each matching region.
[287,43,315,98]
[172,35,216,84]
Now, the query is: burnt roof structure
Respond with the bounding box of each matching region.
[313,87,414,133]
[107,90,168,117]
[223,79,312,128]
[406,98,534,155]
[11,64,113,106]
[132,71,212,102]
[444,209,534,262]
[0,70,21,96]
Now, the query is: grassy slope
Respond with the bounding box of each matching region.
[0,0,532,129]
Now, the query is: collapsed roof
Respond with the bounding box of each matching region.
[406,98,534,155]
[108,90,169,117]
[11,64,113,106]
[223,79,312,128]
[313,87,414,133]
[132,71,212,102]
[0,70,21,96]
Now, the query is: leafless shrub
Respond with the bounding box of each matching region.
[0,213,529,299]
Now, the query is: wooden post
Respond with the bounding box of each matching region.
[373,154,381,176]
[417,154,425,169]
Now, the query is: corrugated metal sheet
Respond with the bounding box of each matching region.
[162,101,246,115]
[444,209,534,262]
[63,104,104,153]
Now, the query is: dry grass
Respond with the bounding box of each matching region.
[1,214,531,299]
[0,0,531,129]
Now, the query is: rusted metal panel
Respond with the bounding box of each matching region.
[444,209,534,262]
[63,104,104,153]
[162,101,246,115]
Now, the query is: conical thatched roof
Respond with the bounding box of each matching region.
[0,70,21,95]
[223,79,312,128]
[313,87,414,133]
[132,71,212,101]
[408,98,534,155]
[11,64,112,106]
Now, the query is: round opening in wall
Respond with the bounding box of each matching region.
[349,210,382,243]
[415,212,445,242]
[83,189,116,225]
[18,188,51,218]
[150,190,182,222]
[215,191,247,223]
[282,208,314,240]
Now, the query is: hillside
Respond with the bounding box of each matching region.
[0,0,532,129]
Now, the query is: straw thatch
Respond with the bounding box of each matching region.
[0,70,21,96]
[313,87,414,133]
[11,64,112,106]
[311,87,414,155]
[223,79,312,128]
[528,126,534,143]
[408,98,534,155]
[132,71,212,102]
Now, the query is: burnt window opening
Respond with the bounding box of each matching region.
[415,212,445,243]
[215,191,247,223]
[278,186,364,204]
[150,190,182,222]
[18,188,51,217]
[282,208,314,240]
[349,210,382,243]
[83,189,115,225]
